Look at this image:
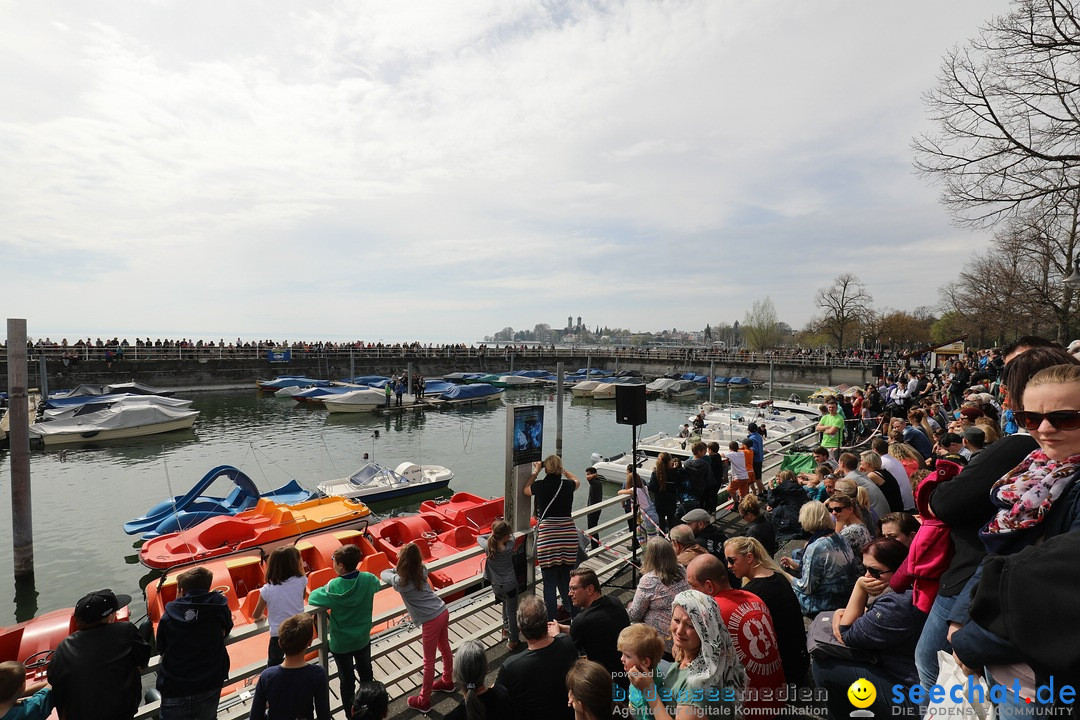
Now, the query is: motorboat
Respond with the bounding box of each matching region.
[322,388,391,413]
[590,378,645,400]
[664,379,701,398]
[48,381,174,403]
[317,460,454,503]
[256,376,330,392]
[124,465,315,539]
[489,375,538,388]
[41,394,192,420]
[570,380,603,397]
[645,377,679,395]
[443,372,486,383]
[0,606,131,687]
[139,495,372,569]
[341,375,391,386]
[282,384,363,403]
[29,400,199,445]
[436,384,504,406]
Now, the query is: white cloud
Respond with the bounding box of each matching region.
[0,0,1013,342]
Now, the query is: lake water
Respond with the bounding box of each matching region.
[0,384,807,625]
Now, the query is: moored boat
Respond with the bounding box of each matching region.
[322,388,390,413]
[124,465,315,539]
[436,384,504,406]
[139,496,372,569]
[0,606,131,686]
[317,461,454,503]
[29,400,199,445]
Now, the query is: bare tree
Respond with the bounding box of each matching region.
[914,0,1080,227]
[742,298,785,351]
[815,274,873,350]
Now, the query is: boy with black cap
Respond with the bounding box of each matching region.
[156,567,233,719]
[48,589,151,720]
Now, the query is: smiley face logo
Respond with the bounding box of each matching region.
[847,678,876,709]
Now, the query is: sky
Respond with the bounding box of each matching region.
[0,0,1016,344]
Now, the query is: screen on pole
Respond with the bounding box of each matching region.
[512,405,544,466]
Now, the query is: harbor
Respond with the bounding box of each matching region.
[0,382,811,623]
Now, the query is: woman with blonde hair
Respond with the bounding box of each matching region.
[833,478,877,529]
[779,501,859,615]
[859,450,904,513]
[627,538,690,657]
[888,442,926,481]
[826,493,872,572]
[724,536,808,685]
[524,454,580,621]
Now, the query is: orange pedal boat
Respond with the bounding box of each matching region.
[0,606,131,686]
[145,527,401,695]
[139,495,371,570]
[367,513,484,590]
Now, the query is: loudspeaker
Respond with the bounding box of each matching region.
[616,384,647,426]
[871,363,884,378]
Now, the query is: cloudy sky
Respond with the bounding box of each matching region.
[1,0,1013,344]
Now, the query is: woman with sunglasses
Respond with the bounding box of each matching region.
[827,494,872,575]
[778,501,858,616]
[724,536,808,686]
[952,365,1080,681]
[811,537,924,719]
[914,345,1080,691]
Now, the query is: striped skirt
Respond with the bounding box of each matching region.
[536,516,579,568]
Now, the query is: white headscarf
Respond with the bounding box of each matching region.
[672,589,748,697]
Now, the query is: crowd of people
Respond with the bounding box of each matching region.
[7,337,1080,719]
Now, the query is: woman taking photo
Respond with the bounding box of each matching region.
[619,465,660,546]
[779,501,859,616]
[627,538,690,658]
[811,538,924,718]
[724,536,808,685]
[649,452,681,532]
[627,589,747,719]
[524,454,580,621]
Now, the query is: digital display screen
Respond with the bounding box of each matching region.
[512,405,544,466]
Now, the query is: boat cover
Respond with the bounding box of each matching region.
[30,403,198,438]
[440,384,501,400]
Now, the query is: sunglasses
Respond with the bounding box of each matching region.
[865,566,889,580]
[1013,410,1080,432]
[827,506,845,513]
[725,557,738,566]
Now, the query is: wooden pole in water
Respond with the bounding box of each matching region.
[709,361,715,404]
[7,319,33,578]
[555,362,564,457]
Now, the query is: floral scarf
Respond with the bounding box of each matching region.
[672,590,747,701]
[980,449,1080,553]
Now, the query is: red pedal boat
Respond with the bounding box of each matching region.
[139,496,371,570]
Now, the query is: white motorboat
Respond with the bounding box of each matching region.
[323,388,394,413]
[41,394,192,420]
[571,380,603,397]
[317,460,454,503]
[29,401,198,445]
[646,378,679,395]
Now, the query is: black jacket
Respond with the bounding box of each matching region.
[49,621,152,720]
[156,589,233,696]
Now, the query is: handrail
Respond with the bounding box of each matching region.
[0,342,888,370]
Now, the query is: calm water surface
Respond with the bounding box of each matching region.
[0,384,806,625]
